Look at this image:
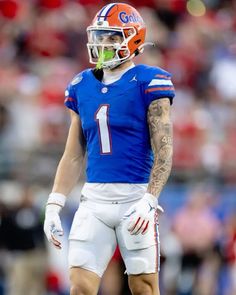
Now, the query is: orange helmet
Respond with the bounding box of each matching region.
[87,3,147,69]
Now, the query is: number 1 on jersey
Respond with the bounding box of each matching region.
[95,104,112,154]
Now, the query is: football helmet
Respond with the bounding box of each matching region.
[87,3,147,69]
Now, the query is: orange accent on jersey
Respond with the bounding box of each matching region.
[145,86,174,93]
[64,97,76,103]
[155,74,171,79]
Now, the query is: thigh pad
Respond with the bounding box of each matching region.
[69,205,95,241]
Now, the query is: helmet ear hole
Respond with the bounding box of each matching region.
[134,39,141,45]
[118,49,129,58]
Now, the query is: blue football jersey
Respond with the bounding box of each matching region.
[64,64,175,183]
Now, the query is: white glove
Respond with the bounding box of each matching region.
[123,193,164,235]
[44,193,66,249]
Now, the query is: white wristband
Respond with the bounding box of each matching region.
[47,192,67,208]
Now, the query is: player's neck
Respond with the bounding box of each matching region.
[110,60,134,73]
[109,60,135,73]
[102,61,135,85]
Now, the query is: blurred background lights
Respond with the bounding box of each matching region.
[187,0,207,17]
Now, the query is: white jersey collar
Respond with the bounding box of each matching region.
[102,63,135,85]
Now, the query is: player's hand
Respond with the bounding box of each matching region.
[44,205,64,249]
[43,193,66,250]
[123,193,164,235]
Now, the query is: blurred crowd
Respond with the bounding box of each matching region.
[0,0,236,295]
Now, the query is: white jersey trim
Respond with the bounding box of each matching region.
[148,79,173,87]
[81,182,148,203]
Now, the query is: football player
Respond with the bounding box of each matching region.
[44,3,175,295]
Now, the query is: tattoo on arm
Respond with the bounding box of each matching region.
[147,98,173,197]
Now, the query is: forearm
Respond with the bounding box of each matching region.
[147,98,173,198]
[51,110,85,196]
[147,121,173,197]
[52,153,85,196]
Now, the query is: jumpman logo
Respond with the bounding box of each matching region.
[130,75,137,82]
[148,203,155,212]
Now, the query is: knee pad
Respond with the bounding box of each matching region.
[125,257,149,275]
[68,241,105,277]
[68,247,93,268]
[123,243,160,275]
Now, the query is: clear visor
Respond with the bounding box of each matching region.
[87,29,124,45]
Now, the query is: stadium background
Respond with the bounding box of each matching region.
[0,0,236,294]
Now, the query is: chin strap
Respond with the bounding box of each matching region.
[138,42,155,53]
[128,42,155,59]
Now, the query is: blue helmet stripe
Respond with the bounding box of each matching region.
[103,4,116,20]
[97,5,110,21]
[97,3,117,21]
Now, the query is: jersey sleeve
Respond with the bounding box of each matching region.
[143,69,175,106]
[64,82,79,114]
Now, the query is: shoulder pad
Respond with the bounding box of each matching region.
[69,69,91,86]
[135,64,172,83]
